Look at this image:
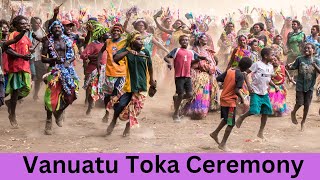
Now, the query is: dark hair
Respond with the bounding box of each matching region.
[11,15,28,29]
[292,20,302,30]
[31,17,42,24]
[249,39,258,46]
[0,19,9,28]
[261,47,272,59]
[253,22,264,31]
[238,57,253,72]
[304,42,316,50]
[179,34,189,42]
[273,35,282,42]
[312,25,320,33]
[193,33,206,46]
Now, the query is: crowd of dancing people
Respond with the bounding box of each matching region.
[1,3,320,151]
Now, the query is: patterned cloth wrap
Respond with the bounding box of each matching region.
[83,69,99,101]
[106,91,146,128]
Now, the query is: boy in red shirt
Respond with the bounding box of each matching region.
[164,35,207,121]
[210,57,252,151]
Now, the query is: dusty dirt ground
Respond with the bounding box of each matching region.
[1,64,320,153]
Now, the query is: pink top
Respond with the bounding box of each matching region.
[81,41,106,74]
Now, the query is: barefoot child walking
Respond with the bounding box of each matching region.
[210,57,253,151]
[286,43,320,131]
[236,48,276,139]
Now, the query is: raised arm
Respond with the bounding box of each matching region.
[123,12,132,34]
[153,17,174,34]
[152,37,169,54]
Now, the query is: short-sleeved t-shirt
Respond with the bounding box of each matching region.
[117,47,152,93]
[168,48,199,78]
[249,61,274,95]
[217,68,244,107]
[8,31,32,73]
[289,56,320,92]
[80,41,105,74]
[105,38,126,77]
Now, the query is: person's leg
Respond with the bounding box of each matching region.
[173,78,185,120]
[45,110,53,135]
[86,88,93,115]
[257,114,267,139]
[123,122,130,137]
[33,80,41,101]
[106,93,132,135]
[235,111,251,128]
[219,125,234,151]
[102,94,111,122]
[54,110,64,127]
[102,77,123,122]
[291,91,303,125]
[236,93,259,128]
[9,89,19,128]
[301,91,313,131]
[210,120,226,145]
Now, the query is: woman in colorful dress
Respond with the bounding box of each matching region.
[181,33,218,119]
[41,21,79,135]
[269,56,295,116]
[217,22,237,65]
[228,35,251,69]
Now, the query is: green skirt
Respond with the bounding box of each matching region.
[5,72,31,99]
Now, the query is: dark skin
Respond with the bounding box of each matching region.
[107,36,156,137]
[286,44,320,131]
[41,24,74,134]
[227,36,248,70]
[286,22,306,51]
[97,28,122,122]
[210,67,248,152]
[163,36,207,120]
[236,50,276,139]
[83,34,108,116]
[4,18,32,128]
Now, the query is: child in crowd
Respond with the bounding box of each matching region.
[269,55,295,116]
[236,48,276,139]
[164,35,208,121]
[210,57,253,151]
[249,39,261,62]
[286,43,320,131]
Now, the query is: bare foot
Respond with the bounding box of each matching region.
[9,114,19,129]
[172,114,181,122]
[236,115,244,128]
[218,144,231,152]
[102,111,109,123]
[86,106,92,115]
[301,122,305,132]
[106,122,116,135]
[210,132,220,145]
[257,132,265,139]
[291,112,298,125]
[123,123,130,137]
